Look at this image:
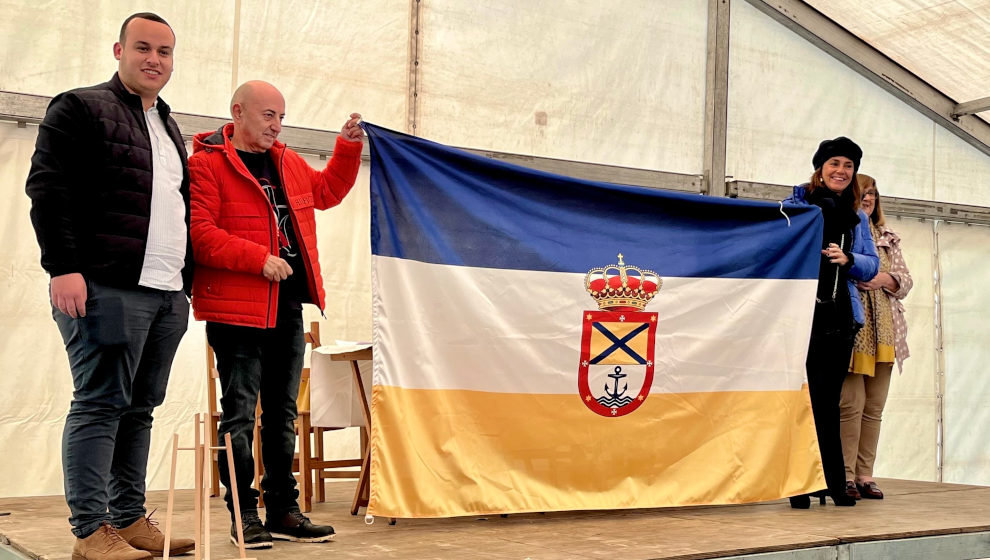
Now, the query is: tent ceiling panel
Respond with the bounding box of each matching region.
[414,1,707,173]
[0,2,236,118]
[806,0,990,119]
[236,1,410,132]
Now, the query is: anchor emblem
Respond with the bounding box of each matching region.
[605,366,627,399]
[597,365,635,410]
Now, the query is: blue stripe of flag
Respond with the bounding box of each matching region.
[365,123,822,280]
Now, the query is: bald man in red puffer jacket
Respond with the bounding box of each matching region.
[188,80,363,548]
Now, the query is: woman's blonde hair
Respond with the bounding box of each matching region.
[857,173,885,226]
[807,167,862,213]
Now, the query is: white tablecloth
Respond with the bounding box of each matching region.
[310,344,372,428]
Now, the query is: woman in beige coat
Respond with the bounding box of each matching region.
[839,174,913,500]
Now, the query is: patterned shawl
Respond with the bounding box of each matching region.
[850,221,896,376]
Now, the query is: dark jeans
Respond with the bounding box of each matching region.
[54,281,189,538]
[206,310,305,517]
[806,328,855,495]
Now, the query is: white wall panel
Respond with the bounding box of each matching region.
[414,1,707,172]
[236,0,409,132]
[304,155,373,343]
[934,126,990,207]
[0,1,236,118]
[727,1,935,200]
[873,217,938,481]
[302,155,371,464]
[938,221,990,485]
[0,121,70,497]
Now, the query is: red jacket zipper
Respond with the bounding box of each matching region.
[226,146,279,328]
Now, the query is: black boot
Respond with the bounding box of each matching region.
[231,510,273,549]
[265,509,335,543]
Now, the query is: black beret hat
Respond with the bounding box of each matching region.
[812,136,863,172]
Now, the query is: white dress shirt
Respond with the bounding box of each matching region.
[138,103,187,291]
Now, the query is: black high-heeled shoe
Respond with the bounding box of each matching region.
[810,489,828,505]
[828,489,857,506]
[789,495,811,509]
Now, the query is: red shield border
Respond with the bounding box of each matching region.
[578,310,657,417]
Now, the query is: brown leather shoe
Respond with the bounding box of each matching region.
[857,481,884,499]
[72,524,153,560]
[118,513,195,556]
[845,480,861,500]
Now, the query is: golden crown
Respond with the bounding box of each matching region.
[585,253,662,311]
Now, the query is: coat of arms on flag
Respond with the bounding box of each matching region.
[579,254,661,417]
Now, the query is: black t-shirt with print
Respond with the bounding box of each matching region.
[237,149,308,311]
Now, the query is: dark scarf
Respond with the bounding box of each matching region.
[805,184,860,239]
[806,185,860,336]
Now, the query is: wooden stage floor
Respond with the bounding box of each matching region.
[2,479,989,560]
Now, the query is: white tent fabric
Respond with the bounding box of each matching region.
[0,1,410,130]
[933,127,990,207]
[0,121,71,496]
[938,221,990,485]
[873,217,938,482]
[234,1,410,132]
[414,1,707,171]
[1,1,989,499]
[0,2,235,119]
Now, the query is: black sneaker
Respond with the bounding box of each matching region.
[265,510,335,543]
[230,511,273,549]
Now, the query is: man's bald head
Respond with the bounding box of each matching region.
[230,80,284,114]
[230,80,286,153]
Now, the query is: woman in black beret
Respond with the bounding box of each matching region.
[785,137,880,508]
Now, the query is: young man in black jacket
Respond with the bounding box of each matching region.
[25,13,195,560]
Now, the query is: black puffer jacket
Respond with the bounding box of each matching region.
[25,73,194,293]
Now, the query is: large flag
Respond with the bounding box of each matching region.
[364,123,826,518]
